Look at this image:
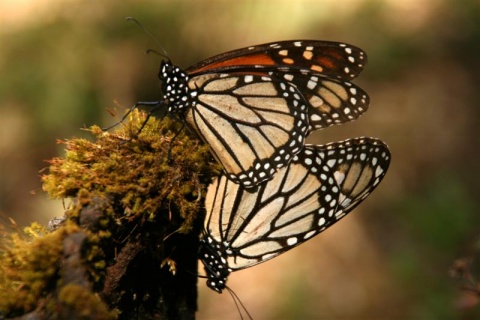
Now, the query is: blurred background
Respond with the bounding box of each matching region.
[1,0,479,319]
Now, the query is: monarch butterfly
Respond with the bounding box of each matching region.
[136,40,369,188]
[199,137,390,293]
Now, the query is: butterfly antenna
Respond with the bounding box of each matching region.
[225,286,253,320]
[125,16,170,61]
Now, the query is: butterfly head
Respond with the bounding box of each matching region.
[199,235,231,293]
[159,61,195,114]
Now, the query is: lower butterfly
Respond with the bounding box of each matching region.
[199,137,390,292]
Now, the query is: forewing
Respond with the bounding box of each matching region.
[186,73,309,188]
[187,40,367,80]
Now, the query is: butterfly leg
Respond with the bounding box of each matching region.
[102,101,161,132]
[167,121,186,162]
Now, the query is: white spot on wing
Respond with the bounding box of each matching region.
[334,171,345,184]
[307,80,317,90]
[287,237,298,246]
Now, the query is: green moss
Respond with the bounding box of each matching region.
[58,284,117,320]
[43,109,218,229]
[1,110,219,317]
[0,222,83,315]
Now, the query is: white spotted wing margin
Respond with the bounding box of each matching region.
[199,137,390,293]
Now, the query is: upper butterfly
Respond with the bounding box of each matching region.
[151,40,369,188]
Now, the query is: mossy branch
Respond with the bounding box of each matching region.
[0,110,220,319]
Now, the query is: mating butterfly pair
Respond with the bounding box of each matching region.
[132,40,389,293]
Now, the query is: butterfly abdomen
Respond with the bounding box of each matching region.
[199,236,231,293]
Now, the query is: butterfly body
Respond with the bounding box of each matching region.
[160,62,194,114]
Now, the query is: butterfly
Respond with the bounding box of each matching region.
[136,40,369,188]
[198,137,390,293]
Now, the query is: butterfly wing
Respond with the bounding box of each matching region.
[185,73,309,187]
[186,40,367,80]
[185,72,369,186]
[187,41,369,131]
[200,137,390,292]
[318,138,391,216]
[271,72,370,131]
